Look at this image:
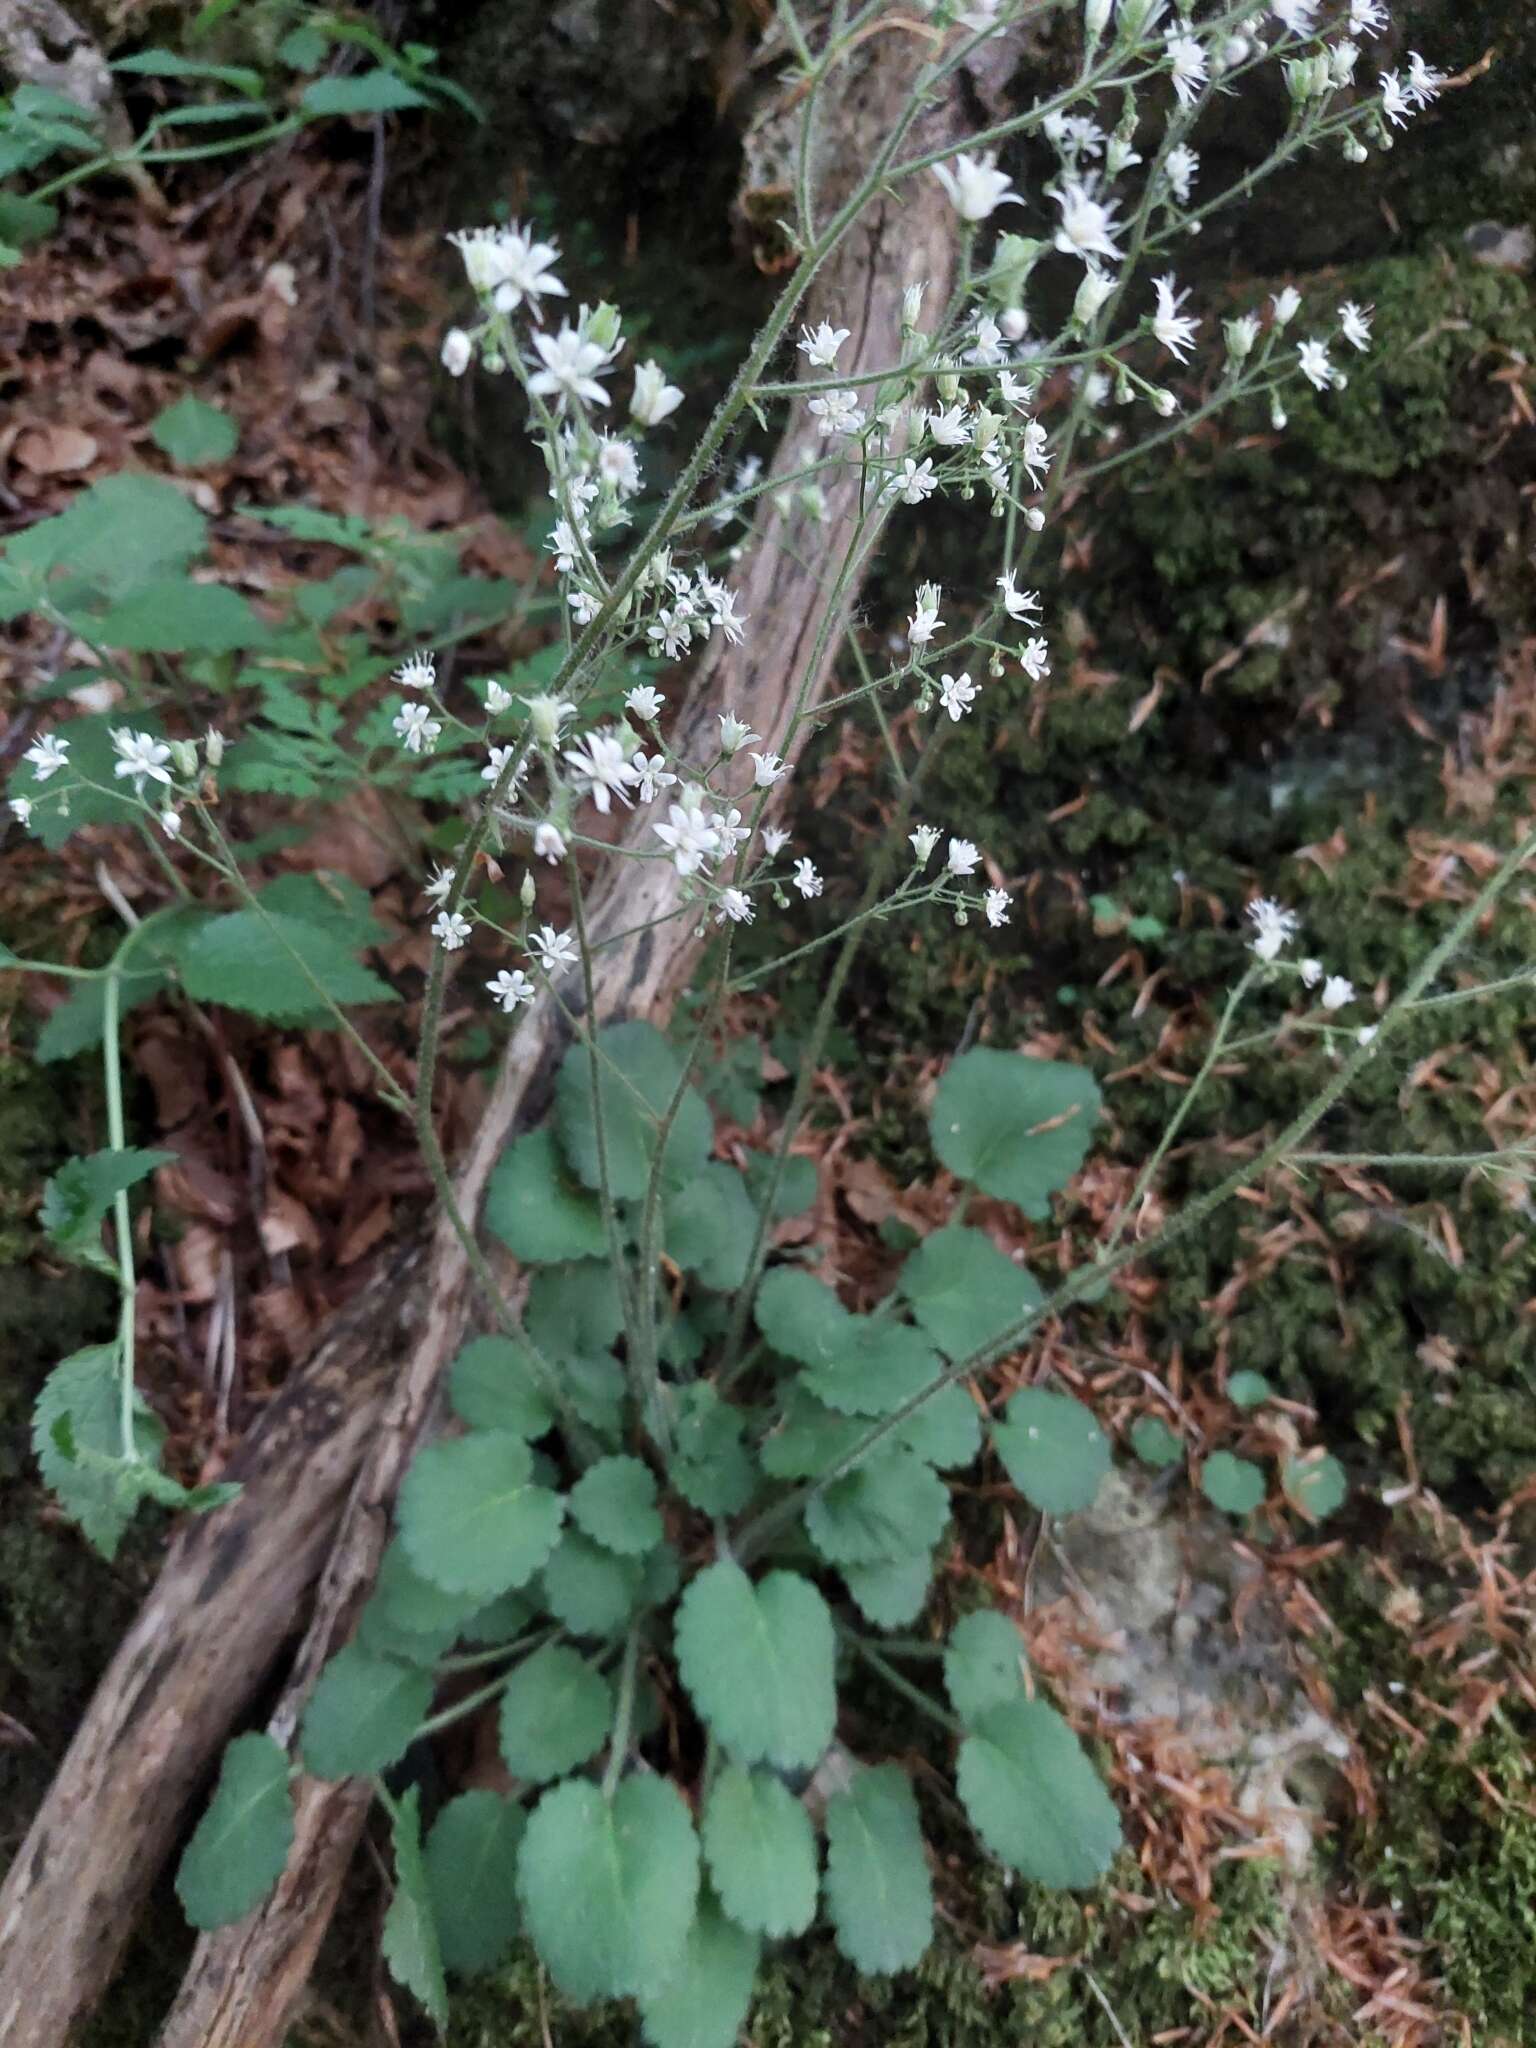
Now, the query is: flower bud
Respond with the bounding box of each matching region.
[204,727,226,767]
[902,281,928,330]
[1223,313,1260,361]
[998,306,1028,342]
[520,870,536,912]
[584,301,623,352]
[1072,265,1116,327]
[440,327,473,377]
[169,739,198,779]
[935,361,961,403]
[1084,0,1113,37]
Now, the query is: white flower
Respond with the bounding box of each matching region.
[1019,638,1051,682]
[524,694,577,747]
[112,729,174,792]
[798,321,850,370]
[933,151,1022,222]
[547,519,585,575]
[998,306,1028,343]
[1321,974,1355,1010]
[718,711,759,756]
[1357,1024,1378,1047]
[487,967,536,1010]
[712,806,750,854]
[751,751,789,789]
[394,651,436,692]
[762,825,790,857]
[1330,39,1361,85]
[631,751,677,804]
[1297,338,1344,391]
[791,858,823,899]
[204,727,225,767]
[1247,897,1298,962]
[1020,419,1052,489]
[432,909,473,951]
[1270,285,1302,328]
[1406,50,1445,107]
[808,388,866,438]
[910,825,940,865]
[997,569,1041,623]
[1349,0,1388,34]
[528,322,615,409]
[9,797,32,827]
[568,588,600,627]
[528,925,579,975]
[702,583,749,645]
[394,704,441,754]
[908,594,944,647]
[996,368,1032,409]
[714,888,755,926]
[647,608,693,661]
[485,679,513,715]
[938,671,980,722]
[564,729,639,813]
[160,807,182,840]
[655,801,722,876]
[1299,957,1323,987]
[1338,301,1373,352]
[1224,312,1261,361]
[1025,507,1045,532]
[424,864,457,904]
[947,837,982,877]
[482,745,521,791]
[1164,143,1199,203]
[534,823,567,863]
[925,402,972,448]
[984,888,1011,929]
[1152,273,1200,362]
[1072,265,1116,327]
[1164,31,1208,107]
[1270,0,1317,32]
[967,314,1006,366]
[449,223,567,317]
[1053,178,1124,264]
[23,733,69,781]
[597,435,642,497]
[1379,70,1413,128]
[441,327,473,377]
[626,684,665,722]
[631,359,684,426]
[896,457,938,504]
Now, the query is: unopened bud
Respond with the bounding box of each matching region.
[520,870,536,912]
[585,301,623,352]
[169,739,198,779]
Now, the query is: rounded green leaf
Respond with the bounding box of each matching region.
[424,1790,526,1976]
[943,1610,1026,1725]
[823,1765,934,1975]
[991,1388,1109,1516]
[299,1643,433,1781]
[1281,1449,1347,1523]
[805,1448,950,1567]
[554,1020,713,1202]
[638,1890,760,2048]
[753,1267,851,1366]
[448,1335,555,1437]
[380,1786,447,2029]
[802,1321,942,1420]
[670,1386,757,1516]
[1227,1370,1274,1410]
[541,1528,645,1638]
[674,1562,835,1773]
[518,1774,700,2002]
[357,1541,483,1664]
[484,1126,607,1263]
[1200,1451,1266,1516]
[956,1698,1121,1890]
[842,1552,935,1630]
[176,1732,294,1930]
[702,1764,818,1938]
[664,1163,758,1291]
[398,1431,565,1600]
[151,395,239,466]
[1129,1415,1182,1469]
[930,1048,1100,1218]
[899,1226,1045,1362]
[570,1455,665,1556]
[498,1643,612,1783]
[526,1258,626,1359]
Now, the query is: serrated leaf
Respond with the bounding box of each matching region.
[381,1786,448,2030]
[150,395,239,467]
[424,1790,525,1976]
[398,1432,564,1600]
[525,1258,626,1360]
[760,1384,977,1482]
[753,1267,850,1367]
[930,1049,1100,1220]
[1129,1414,1182,1468]
[40,1146,173,1271]
[301,69,428,116]
[518,1775,700,2002]
[1281,1449,1346,1522]
[991,1388,1109,1516]
[483,1127,607,1263]
[1228,1370,1274,1409]
[823,1766,933,1976]
[175,1733,293,1930]
[899,1226,1044,1362]
[956,1699,1121,1890]
[498,1643,612,1783]
[943,1610,1026,1725]
[32,1345,165,1558]
[638,1890,759,2048]
[299,1643,433,1781]
[669,1385,757,1516]
[802,1320,942,1420]
[30,474,207,599]
[170,907,397,1024]
[570,1455,663,1557]
[554,1020,713,1203]
[843,1552,934,1630]
[742,1149,817,1220]
[674,1563,835,1773]
[541,1528,645,1638]
[663,1163,757,1291]
[1200,1451,1266,1516]
[702,1764,817,1939]
[447,1335,555,1438]
[805,1447,950,1567]
[357,1539,484,1662]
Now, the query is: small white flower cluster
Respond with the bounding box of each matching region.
[1246,899,1361,1024]
[11,724,227,839]
[909,823,1011,931]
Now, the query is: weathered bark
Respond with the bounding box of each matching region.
[0,19,1011,2044]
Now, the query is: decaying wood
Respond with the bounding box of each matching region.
[0,19,1015,2043]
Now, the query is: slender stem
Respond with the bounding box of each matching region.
[411,1669,518,1744]
[601,1625,642,1801]
[841,1628,962,1737]
[101,952,138,1460]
